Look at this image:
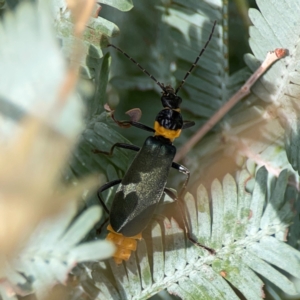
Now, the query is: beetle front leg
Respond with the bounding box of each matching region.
[182,120,195,129]
[110,108,156,133]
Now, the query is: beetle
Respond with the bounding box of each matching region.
[94,21,216,264]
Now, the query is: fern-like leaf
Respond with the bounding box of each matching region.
[83,165,299,299]
[3,204,114,299]
[53,0,133,78]
[161,0,227,122]
[0,0,84,136]
[244,0,300,173]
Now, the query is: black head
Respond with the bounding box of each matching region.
[160,85,182,109]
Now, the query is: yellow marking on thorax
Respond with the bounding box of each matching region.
[154,121,181,142]
[106,224,142,264]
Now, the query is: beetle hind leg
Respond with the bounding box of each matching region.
[96,179,122,234]
[164,188,215,254]
[171,162,190,198]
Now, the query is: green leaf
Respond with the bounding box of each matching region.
[67,118,133,183]
[161,2,226,123]
[88,16,120,38]
[0,0,5,9]
[88,52,112,117]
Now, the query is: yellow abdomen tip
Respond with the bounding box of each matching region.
[106,224,142,264]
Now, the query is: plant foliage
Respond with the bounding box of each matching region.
[1,0,300,299]
[79,0,300,299]
[0,1,115,299]
[82,165,300,300]
[7,204,114,300]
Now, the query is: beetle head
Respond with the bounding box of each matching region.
[161,85,182,109]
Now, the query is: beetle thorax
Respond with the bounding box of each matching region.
[154,107,183,142]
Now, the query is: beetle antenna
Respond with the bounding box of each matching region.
[175,21,217,95]
[108,44,167,93]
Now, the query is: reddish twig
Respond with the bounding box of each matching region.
[175,48,287,162]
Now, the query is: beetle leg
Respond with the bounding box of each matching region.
[110,109,155,133]
[164,187,215,255]
[97,179,122,234]
[93,143,140,156]
[124,121,155,133]
[97,216,110,235]
[171,162,190,197]
[182,120,195,129]
[97,179,122,214]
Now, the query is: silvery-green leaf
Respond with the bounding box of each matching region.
[0,1,84,138]
[9,203,114,298]
[99,0,133,11]
[87,165,300,299]
[246,1,300,173]
[53,0,132,78]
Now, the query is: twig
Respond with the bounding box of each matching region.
[175,48,287,162]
